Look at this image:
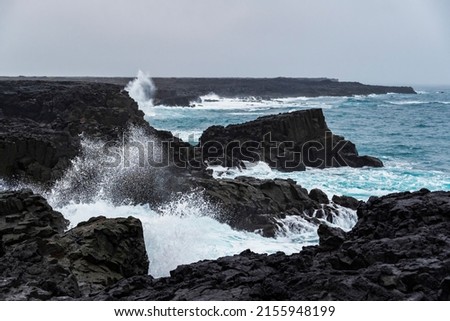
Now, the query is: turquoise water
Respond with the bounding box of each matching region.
[149,90,450,200]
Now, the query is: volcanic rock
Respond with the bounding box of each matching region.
[199,109,383,171]
[0,189,148,300]
[190,176,333,236]
[332,194,362,210]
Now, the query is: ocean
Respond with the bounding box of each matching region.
[1,85,449,278]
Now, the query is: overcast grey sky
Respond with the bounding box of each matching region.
[1,0,449,85]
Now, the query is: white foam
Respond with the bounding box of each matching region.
[208,160,450,201]
[388,100,423,105]
[125,70,156,117]
[183,93,338,110]
[55,194,319,278]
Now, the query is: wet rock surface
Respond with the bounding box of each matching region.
[190,176,335,237]
[0,189,148,300]
[0,80,152,184]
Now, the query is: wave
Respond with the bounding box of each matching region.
[208,160,450,201]
[388,100,424,105]
[186,92,338,110]
[1,127,355,278]
[125,70,155,116]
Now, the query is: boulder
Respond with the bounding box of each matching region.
[318,224,346,249]
[332,194,361,210]
[309,188,330,204]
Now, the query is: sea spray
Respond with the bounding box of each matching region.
[125,70,155,116]
[56,196,325,278]
[39,126,356,277]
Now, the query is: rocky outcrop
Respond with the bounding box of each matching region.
[0,80,153,184]
[93,189,450,301]
[191,176,337,237]
[199,109,383,171]
[0,189,148,300]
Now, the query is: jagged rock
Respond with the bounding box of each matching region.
[199,109,383,171]
[54,216,149,295]
[0,189,148,300]
[318,224,346,249]
[190,176,330,236]
[309,188,330,204]
[93,190,450,301]
[332,195,361,210]
[0,189,68,245]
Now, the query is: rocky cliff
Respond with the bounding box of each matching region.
[0,80,153,183]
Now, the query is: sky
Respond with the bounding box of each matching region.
[0,0,449,85]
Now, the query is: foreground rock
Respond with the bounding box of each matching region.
[0,189,148,300]
[93,189,450,300]
[200,109,383,171]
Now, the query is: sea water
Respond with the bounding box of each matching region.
[150,89,450,200]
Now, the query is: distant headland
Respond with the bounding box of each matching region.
[0,76,415,106]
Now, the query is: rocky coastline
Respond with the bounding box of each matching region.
[1,79,448,301]
[0,76,416,107]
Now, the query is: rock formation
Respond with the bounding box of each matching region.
[0,80,152,183]
[190,176,341,237]
[0,189,148,300]
[199,109,383,171]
